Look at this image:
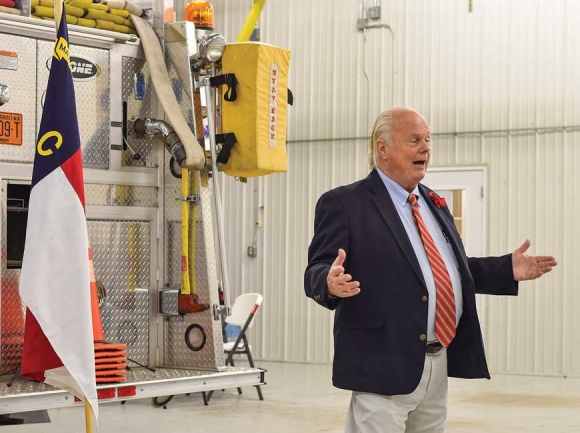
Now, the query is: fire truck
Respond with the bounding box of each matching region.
[0,0,288,416]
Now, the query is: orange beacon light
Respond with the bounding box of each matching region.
[185,1,215,30]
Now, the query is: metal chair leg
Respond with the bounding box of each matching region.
[205,390,214,403]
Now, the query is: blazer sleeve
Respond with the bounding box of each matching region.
[304,191,349,310]
[468,254,519,296]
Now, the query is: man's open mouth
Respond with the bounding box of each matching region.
[413,161,426,166]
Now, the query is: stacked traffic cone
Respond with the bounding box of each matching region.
[89,248,128,383]
[94,342,127,383]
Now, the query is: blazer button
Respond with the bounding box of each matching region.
[421,295,428,302]
[420,334,427,341]
[314,295,321,301]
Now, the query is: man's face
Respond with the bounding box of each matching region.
[377,110,431,192]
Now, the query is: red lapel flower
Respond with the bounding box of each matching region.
[429,191,447,208]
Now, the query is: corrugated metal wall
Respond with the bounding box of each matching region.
[211,0,580,376]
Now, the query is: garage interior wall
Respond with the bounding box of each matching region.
[209,0,580,377]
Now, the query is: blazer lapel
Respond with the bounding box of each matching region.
[368,171,427,289]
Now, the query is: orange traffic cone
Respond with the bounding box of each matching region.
[88,248,105,342]
[88,248,129,383]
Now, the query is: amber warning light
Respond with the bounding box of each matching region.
[185,1,215,30]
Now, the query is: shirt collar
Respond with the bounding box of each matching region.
[375,168,420,206]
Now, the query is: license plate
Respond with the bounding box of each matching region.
[0,112,23,146]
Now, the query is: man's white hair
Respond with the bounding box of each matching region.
[368,107,419,170]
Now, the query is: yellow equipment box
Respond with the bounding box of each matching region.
[220,42,291,177]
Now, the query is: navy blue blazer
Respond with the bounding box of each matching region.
[304,170,518,396]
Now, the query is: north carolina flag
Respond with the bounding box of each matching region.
[18,5,98,420]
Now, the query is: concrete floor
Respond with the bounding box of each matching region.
[5,361,580,432]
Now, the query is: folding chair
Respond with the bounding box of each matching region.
[204,293,264,404]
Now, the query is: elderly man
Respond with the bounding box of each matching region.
[304,107,557,433]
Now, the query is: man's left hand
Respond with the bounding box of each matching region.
[512,239,558,281]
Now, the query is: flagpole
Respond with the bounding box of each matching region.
[54,0,63,35]
[84,399,94,433]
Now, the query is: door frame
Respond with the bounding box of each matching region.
[423,165,487,257]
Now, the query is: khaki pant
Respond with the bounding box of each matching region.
[345,349,448,433]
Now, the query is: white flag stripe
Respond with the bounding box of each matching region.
[19,167,97,417]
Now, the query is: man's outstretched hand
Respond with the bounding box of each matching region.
[512,240,558,281]
[326,248,361,297]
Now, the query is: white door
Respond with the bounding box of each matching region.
[422,166,486,257]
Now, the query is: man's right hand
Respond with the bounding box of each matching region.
[326,248,361,298]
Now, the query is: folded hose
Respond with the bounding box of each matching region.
[130,14,205,171]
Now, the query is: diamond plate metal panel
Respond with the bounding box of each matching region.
[159,289,179,316]
[0,180,26,373]
[0,375,55,397]
[87,220,150,367]
[0,35,37,163]
[36,41,110,168]
[161,27,223,369]
[122,57,158,168]
[85,184,158,208]
[166,220,181,287]
[163,168,224,370]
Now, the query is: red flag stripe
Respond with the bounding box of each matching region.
[60,149,86,212]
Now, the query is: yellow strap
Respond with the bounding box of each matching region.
[181,169,191,295]
[189,171,198,295]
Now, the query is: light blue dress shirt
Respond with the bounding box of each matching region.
[376,168,463,341]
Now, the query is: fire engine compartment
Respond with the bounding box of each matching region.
[0,8,264,414]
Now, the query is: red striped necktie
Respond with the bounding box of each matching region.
[408,193,456,347]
